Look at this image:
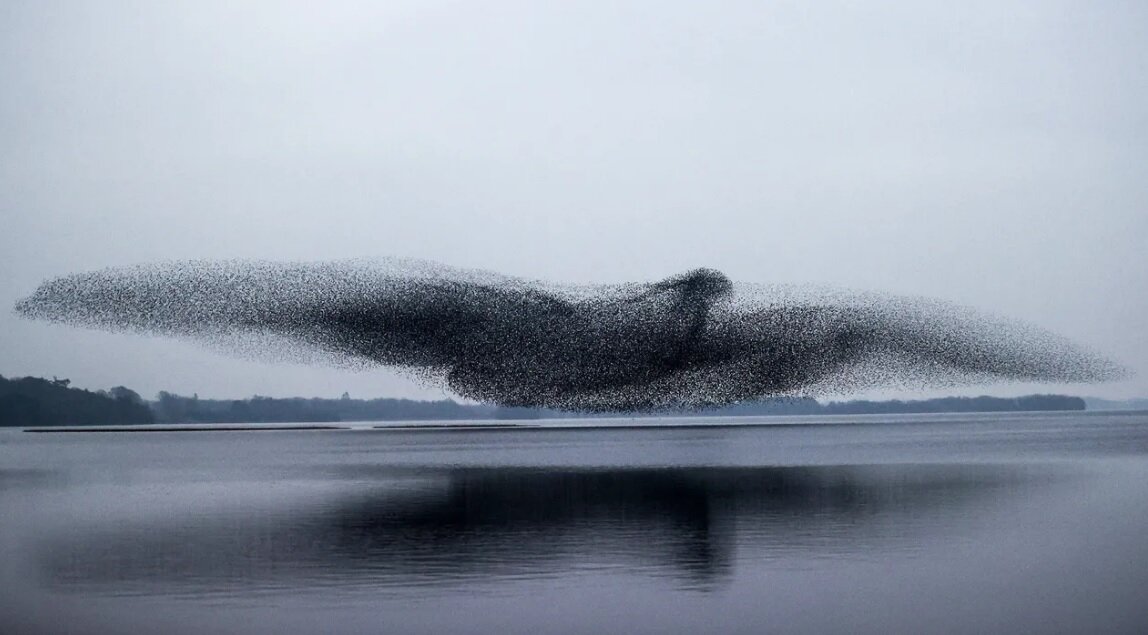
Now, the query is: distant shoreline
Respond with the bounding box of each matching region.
[22,409,1145,434]
[7,373,1139,429]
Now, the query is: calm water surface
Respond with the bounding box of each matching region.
[2,412,1148,634]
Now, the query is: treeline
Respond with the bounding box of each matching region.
[526,394,1085,418]
[153,391,495,423]
[818,394,1085,415]
[0,374,1086,427]
[148,391,1086,422]
[0,375,154,426]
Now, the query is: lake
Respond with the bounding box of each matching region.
[3,411,1148,634]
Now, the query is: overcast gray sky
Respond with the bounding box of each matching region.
[2,0,1145,402]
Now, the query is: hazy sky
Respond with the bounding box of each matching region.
[2,0,1145,401]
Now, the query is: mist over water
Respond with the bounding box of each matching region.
[3,412,1148,634]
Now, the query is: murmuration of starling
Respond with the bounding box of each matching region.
[14,259,1126,412]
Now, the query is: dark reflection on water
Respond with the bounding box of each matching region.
[5,413,1148,635]
[38,464,1032,595]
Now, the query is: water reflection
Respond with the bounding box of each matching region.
[34,463,1040,598]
